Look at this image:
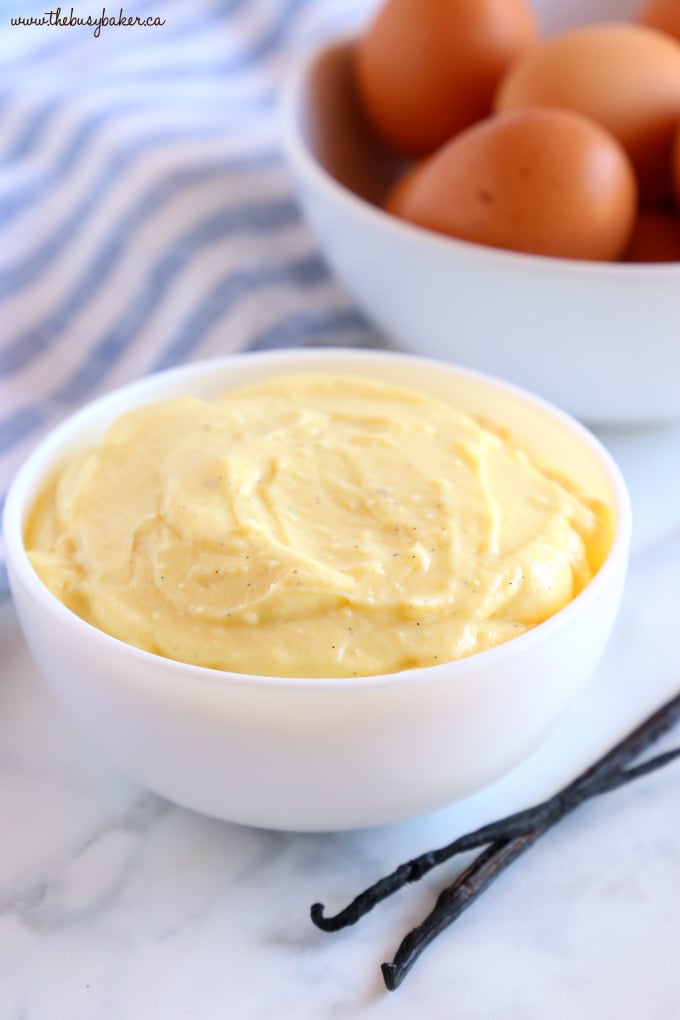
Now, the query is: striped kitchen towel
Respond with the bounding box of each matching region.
[0,0,389,598]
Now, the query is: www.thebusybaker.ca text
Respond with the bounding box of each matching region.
[10,6,166,37]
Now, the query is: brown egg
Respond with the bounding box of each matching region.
[354,0,539,158]
[639,0,680,43]
[623,209,680,261]
[385,108,637,261]
[495,23,680,206]
[674,120,680,203]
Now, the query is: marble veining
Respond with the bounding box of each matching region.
[1,422,680,1019]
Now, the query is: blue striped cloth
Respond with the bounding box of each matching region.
[0,0,389,598]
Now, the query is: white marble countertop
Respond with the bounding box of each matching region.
[2,419,680,1020]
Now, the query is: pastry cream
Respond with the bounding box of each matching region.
[26,374,613,678]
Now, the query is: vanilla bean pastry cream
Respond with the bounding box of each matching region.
[26,374,613,678]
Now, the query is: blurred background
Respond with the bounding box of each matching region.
[0,0,393,595]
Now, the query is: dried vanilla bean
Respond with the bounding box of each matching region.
[311,691,680,990]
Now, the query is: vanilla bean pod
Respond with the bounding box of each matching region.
[382,744,680,990]
[311,690,680,990]
[382,833,539,991]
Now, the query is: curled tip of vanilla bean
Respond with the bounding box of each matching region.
[310,903,332,930]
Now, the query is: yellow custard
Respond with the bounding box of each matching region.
[26,374,613,677]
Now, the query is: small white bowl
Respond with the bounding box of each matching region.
[279,0,680,425]
[3,349,631,831]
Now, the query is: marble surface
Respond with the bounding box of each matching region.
[1,420,680,1020]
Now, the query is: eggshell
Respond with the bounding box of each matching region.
[385,108,637,261]
[638,0,680,43]
[622,209,680,261]
[355,0,539,157]
[495,23,680,205]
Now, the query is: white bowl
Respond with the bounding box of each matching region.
[3,349,631,831]
[280,0,680,425]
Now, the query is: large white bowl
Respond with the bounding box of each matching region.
[3,349,631,831]
[280,0,680,425]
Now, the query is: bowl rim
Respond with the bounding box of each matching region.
[3,347,632,693]
[279,33,680,278]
